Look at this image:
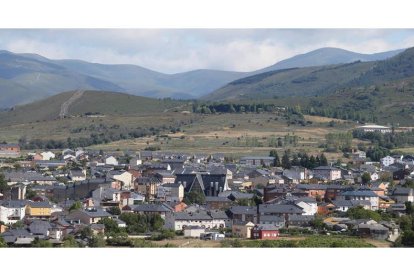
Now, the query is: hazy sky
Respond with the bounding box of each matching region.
[1,29,414,73]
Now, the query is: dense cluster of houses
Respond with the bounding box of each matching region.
[1,145,413,246]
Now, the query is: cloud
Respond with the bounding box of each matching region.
[0,29,413,73]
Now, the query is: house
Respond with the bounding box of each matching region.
[294,197,318,216]
[390,187,414,203]
[337,189,379,210]
[107,170,134,190]
[161,182,184,202]
[4,171,56,185]
[1,229,34,245]
[26,201,52,218]
[155,171,176,184]
[0,143,20,158]
[69,169,87,181]
[332,199,372,212]
[297,184,328,199]
[357,222,389,240]
[40,151,55,161]
[165,211,226,231]
[313,166,342,181]
[288,215,314,228]
[258,204,304,226]
[356,124,392,133]
[0,200,27,224]
[232,221,255,238]
[184,226,206,238]
[251,224,280,240]
[35,160,67,169]
[67,207,112,224]
[317,202,336,215]
[105,156,119,166]
[227,206,258,224]
[240,156,275,167]
[381,156,395,167]
[134,177,162,201]
[258,215,285,228]
[132,203,172,219]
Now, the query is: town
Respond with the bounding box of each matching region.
[1,123,413,248]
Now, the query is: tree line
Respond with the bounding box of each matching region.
[270,150,328,169]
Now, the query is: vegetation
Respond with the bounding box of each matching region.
[69,201,83,212]
[221,236,375,248]
[119,213,164,234]
[31,238,53,248]
[346,206,382,222]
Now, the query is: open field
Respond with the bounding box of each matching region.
[88,113,356,159]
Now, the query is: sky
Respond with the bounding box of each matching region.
[1,29,414,74]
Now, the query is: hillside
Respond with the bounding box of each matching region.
[0,90,187,126]
[205,61,375,101]
[0,51,124,108]
[0,47,403,108]
[205,47,414,101]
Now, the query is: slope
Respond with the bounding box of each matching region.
[0,90,187,126]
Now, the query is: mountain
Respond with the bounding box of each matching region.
[0,47,404,108]
[0,90,186,126]
[0,51,246,107]
[0,51,124,108]
[254,47,404,74]
[204,47,414,101]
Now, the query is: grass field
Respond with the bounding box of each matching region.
[87,113,355,160]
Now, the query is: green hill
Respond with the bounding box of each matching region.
[0,90,187,126]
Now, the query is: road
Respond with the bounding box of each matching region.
[59,90,85,118]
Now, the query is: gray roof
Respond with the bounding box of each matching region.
[133,204,172,213]
[27,201,52,208]
[341,189,378,197]
[80,208,111,218]
[253,224,280,231]
[228,206,257,215]
[174,212,212,220]
[258,204,304,214]
[391,187,413,196]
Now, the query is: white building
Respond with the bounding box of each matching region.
[165,212,227,231]
[356,124,392,133]
[105,156,119,166]
[0,200,27,224]
[295,199,317,216]
[41,151,55,161]
[381,156,395,167]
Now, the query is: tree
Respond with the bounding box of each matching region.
[69,201,82,212]
[100,217,122,237]
[401,231,414,247]
[361,172,371,184]
[0,173,10,194]
[269,150,280,167]
[107,206,121,215]
[405,202,414,215]
[319,154,328,166]
[0,236,7,248]
[80,226,93,239]
[62,235,80,248]
[32,238,53,248]
[310,216,325,230]
[89,233,106,247]
[346,206,381,221]
[183,191,205,205]
[281,150,291,169]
